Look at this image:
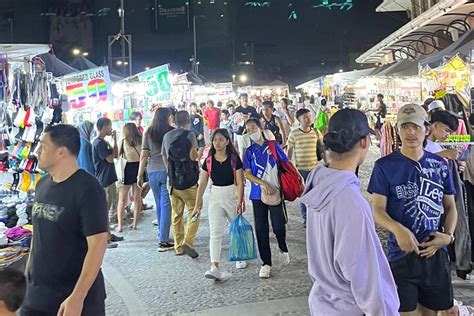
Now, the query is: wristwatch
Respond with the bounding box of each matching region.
[446,233,455,245]
[441,227,455,244]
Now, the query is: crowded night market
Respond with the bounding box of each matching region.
[0,0,473,315]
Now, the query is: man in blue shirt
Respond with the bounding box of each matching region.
[368,104,458,315]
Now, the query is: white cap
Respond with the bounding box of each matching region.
[428,100,446,112]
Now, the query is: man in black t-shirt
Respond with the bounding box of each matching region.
[21,124,109,316]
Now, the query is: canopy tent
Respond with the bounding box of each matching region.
[368,63,393,76]
[70,56,124,82]
[332,68,375,83]
[419,29,474,68]
[296,75,325,90]
[38,53,79,77]
[0,44,51,62]
[375,59,419,77]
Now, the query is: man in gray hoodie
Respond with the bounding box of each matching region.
[301,109,399,315]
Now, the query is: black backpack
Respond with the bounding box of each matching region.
[167,130,199,190]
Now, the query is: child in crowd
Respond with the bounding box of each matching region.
[0,268,26,316]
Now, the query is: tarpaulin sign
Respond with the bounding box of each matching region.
[137,64,171,102]
[59,67,112,109]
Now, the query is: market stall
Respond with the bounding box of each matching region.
[0,44,56,271]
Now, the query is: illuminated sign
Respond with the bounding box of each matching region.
[59,67,112,110]
[137,64,171,102]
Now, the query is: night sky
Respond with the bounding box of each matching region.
[234,0,409,83]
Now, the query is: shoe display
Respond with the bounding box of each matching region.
[259,265,271,278]
[204,266,221,280]
[236,261,247,269]
[280,251,290,266]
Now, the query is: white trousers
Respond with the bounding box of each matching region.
[208,185,238,263]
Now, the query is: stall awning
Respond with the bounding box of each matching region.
[333,68,375,82]
[296,76,325,90]
[419,28,474,68]
[38,53,79,77]
[0,44,51,62]
[374,59,420,77]
[356,0,474,64]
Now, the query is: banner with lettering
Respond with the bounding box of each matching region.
[59,67,112,110]
[155,0,189,33]
[137,64,171,102]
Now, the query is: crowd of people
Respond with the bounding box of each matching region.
[0,92,473,316]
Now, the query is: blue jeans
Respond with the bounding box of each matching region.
[148,171,172,243]
[299,170,311,220]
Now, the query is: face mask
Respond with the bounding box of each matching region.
[249,131,261,142]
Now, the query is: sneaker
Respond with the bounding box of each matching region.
[142,203,153,210]
[157,242,174,252]
[110,234,124,242]
[259,265,271,278]
[152,219,158,226]
[236,261,247,269]
[204,266,221,280]
[182,243,199,259]
[107,241,118,249]
[280,251,290,266]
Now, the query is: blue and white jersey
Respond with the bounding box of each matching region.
[243,140,288,200]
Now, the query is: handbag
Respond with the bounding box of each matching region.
[261,188,281,206]
[261,150,281,206]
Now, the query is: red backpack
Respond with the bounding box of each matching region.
[267,141,304,202]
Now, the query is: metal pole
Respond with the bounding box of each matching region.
[193,15,197,74]
[9,19,13,44]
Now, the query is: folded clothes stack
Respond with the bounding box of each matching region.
[5,226,32,247]
[0,246,26,269]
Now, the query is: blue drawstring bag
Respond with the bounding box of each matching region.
[228,215,257,262]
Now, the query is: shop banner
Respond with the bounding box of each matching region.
[59,67,112,110]
[137,64,171,102]
[154,0,189,33]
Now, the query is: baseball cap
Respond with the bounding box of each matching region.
[328,109,374,138]
[397,104,428,127]
[428,100,445,112]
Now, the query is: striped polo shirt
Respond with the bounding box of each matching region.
[287,128,319,171]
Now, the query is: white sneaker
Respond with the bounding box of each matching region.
[152,219,158,226]
[280,251,290,266]
[259,265,271,278]
[204,266,221,280]
[236,261,247,269]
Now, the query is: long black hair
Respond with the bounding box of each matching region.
[147,107,173,145]
[209,128,239,158]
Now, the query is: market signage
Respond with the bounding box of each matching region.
[59,67,112,110]
[137,64,171,102]
[155,0,189,33]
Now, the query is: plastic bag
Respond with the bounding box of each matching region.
[228,215,257,262]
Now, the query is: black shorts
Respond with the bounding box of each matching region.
[123,161,139,185]
[390,251,453,312]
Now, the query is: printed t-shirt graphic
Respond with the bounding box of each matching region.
[368,151,455,261]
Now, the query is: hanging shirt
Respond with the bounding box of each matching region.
[243,140,288,200]
[368,151,455,261]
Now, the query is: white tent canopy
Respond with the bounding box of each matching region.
[0,44,51,62]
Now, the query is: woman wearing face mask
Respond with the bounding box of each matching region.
[193,129,246,280]
[243,118,290,279]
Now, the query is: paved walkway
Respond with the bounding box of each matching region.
[103,147,474,315]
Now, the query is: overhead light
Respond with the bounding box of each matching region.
[124,61,129,66]
[239,74,248,83]
[72,48,81,56]
[82,52,89,57]
[145,66,150,70]
[338,69,343,73]
[116,60,123,66]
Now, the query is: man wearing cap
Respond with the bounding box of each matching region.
[368,104,458,315]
